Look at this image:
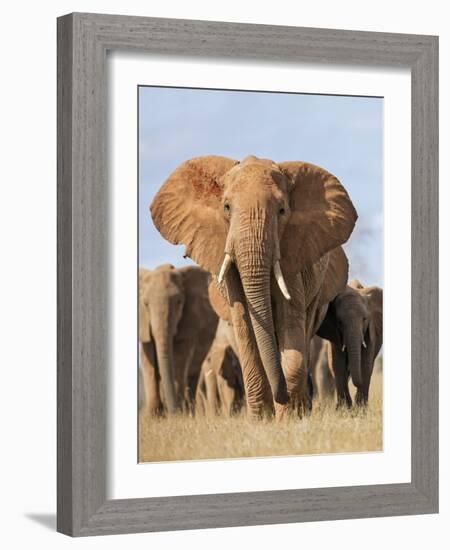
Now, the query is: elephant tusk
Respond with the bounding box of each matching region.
[342,344,346,352]
[274,260,291,301]
[218,253,233,284]
[362,338,367,349]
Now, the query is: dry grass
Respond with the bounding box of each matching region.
[139,369,382,462]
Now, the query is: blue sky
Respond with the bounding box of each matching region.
[139,87,383,286]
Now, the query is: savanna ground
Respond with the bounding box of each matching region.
[139,368,382,462]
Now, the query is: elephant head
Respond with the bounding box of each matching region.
[151,155,357,409]
[139,264,185,413]
[332,285,370,389]
[318,280,383,406]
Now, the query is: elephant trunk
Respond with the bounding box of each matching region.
[239,270,288,405]
[234,209,289,406]
[151,313,178,414]
[346,324,363,389]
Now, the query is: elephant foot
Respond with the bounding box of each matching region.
[274,401,290,422]
[246,404,273,421]
[355,390,369,407]
[300,393,313,416]
[292,400,311,419]
[245,393,275,420]
[336,395,352,410]
[143,404,163,418]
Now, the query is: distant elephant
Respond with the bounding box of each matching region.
[151,155,357,419]
[317,279,383,407]
[139,263,218,415]
[309,335,335,401]
[196,318,244,416]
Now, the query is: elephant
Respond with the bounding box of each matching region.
[139,263,218,415]
[151,155,357,419]
[196,318,244,416]
[309,335,335,402]
[317,279,383,407]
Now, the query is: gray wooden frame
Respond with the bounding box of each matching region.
[57,12,438,537]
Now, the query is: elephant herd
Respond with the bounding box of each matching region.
[140,155,383,421]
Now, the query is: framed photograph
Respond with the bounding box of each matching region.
[57,13,438,536]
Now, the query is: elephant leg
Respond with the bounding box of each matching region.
[172,339,195,413]
[355,387,369,407]
[228,304,272,418]
[233,310,273,418]
[227,271,273,419]
[182,345,197,413]
[280,327,310,416]
[309,340,334,402]
[281,348,310,416]
[309,358,319,399]
[317,345,335,401]
[328,342,352,408]
[218,378,234,416]
[220,325,244,415]
[204,356,219,415]
[355,345,373,406]
[210,342,234,415]
[217,361,237,416]
[195,367,207,415]
[308,340,321,400]
[140,342,162,416]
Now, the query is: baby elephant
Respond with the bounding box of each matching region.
[196,318,244,416]
[139,264,218,416]
[317,280,383,407]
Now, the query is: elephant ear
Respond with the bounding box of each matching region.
[151,156,237,275]
[138,269,152,343]
[278,161,357,274]
[317,246,349,309]
[314,249,349,345]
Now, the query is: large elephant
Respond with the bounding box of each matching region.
[139,263,218,415]
[317,279,383,406]
[151,155,357,419]
[196,318,244,416]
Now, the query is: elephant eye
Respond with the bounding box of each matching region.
[279,207,286,215]
[224,202,231,212]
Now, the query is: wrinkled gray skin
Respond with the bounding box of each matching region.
[196,318,244,416]
[317,280,383,407]
[139,264,218,415]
